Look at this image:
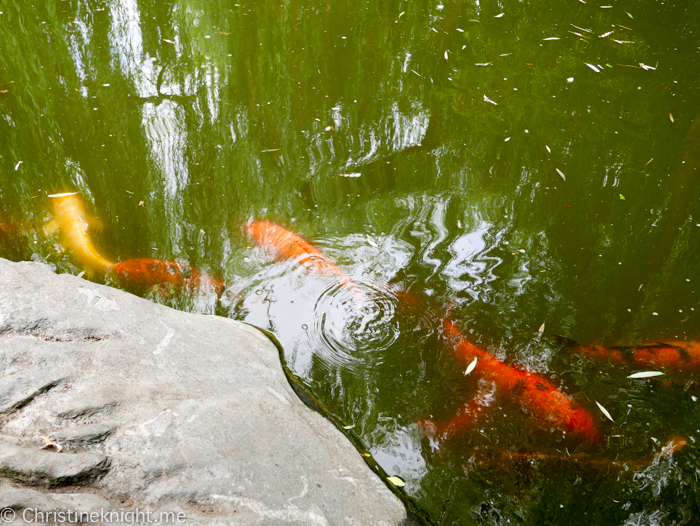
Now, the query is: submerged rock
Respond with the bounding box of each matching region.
[0,259,411,524]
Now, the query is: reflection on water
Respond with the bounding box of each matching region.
[2,0,700,523]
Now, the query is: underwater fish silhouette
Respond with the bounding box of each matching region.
[560,337,700,372]
[246,220,362,303]
[467,435,686,473]
[419,319,601,442]
[114,258,224,296]
[43,192,115,277]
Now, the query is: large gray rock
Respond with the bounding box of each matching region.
[0,259,411,525]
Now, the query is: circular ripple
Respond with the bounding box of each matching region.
[308,279,435,373]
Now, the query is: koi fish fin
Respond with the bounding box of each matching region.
[43,218,59,236]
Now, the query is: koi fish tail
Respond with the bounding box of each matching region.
[114,259,225,297]
[417,380,497,441]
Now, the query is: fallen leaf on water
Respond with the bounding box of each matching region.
[546,145,551,153]
[571,24,592,33]
[444,50,449,60]
[366,235,379,248]
[398,11,405,18]
[543,37,560,41]
[619,194,625,200]
[669,113,674,123]
[556,168,566,181]
[585,63,601,73]
[599,31,614,38]
[163,39,175,44]
[14,161,23,171]
[645,158,653,166]
[464,357,478,375]
[48,192,79,198]
[537,323,545,337]
[77,271,85,279]
[625,11,634,18]
[483,95,498,105]
[339,173,361,178]
[362,452,371,457]
[639,63,656,71]
[343,424,356,429]
[475,63,492,66]
[387,476,406,487]
[628,371,664,379]
[139,200,144,206]
[495,13,504,18]
[596,401,614,422]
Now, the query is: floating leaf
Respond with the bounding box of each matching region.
[343,424,356,429]
[464,357,478,375]
[14,161,22,171]
[387,476,406,487]
[475,62,492,66]
[669,113,675,123]
[48,192,79,198]
[619,194,625,200]
[537,323,545,337]
[628,371,664,379]
[639,63,656,71]
[599,31,614,38]
[625,11,634,18]
[398,11,405,18]
[163,39,175,44]
[556,168,566,181]
[543,37,560,41]
[585,63,601,73]
[483,95,498,105]
[366,235,379,248]
[362,452,371,457]
[546,145,551,153]
[495,13,504,18]
[596,401,614,422]
[444,50,449,60]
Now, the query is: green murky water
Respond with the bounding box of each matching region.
[2,0,700,523]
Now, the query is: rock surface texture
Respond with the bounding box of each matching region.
[0,259,410,525]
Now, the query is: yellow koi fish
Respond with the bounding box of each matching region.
[43,192,115,277]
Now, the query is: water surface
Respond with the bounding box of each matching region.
[2,0,700,523]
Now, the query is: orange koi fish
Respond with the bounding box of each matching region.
[43,192,115,277]
[246,220,362,302]
[561,337,700,372]
[114,259,224,296]
[468,435,686,473]
[419,320,601,442]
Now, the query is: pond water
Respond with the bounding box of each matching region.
[2,0,700,523]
